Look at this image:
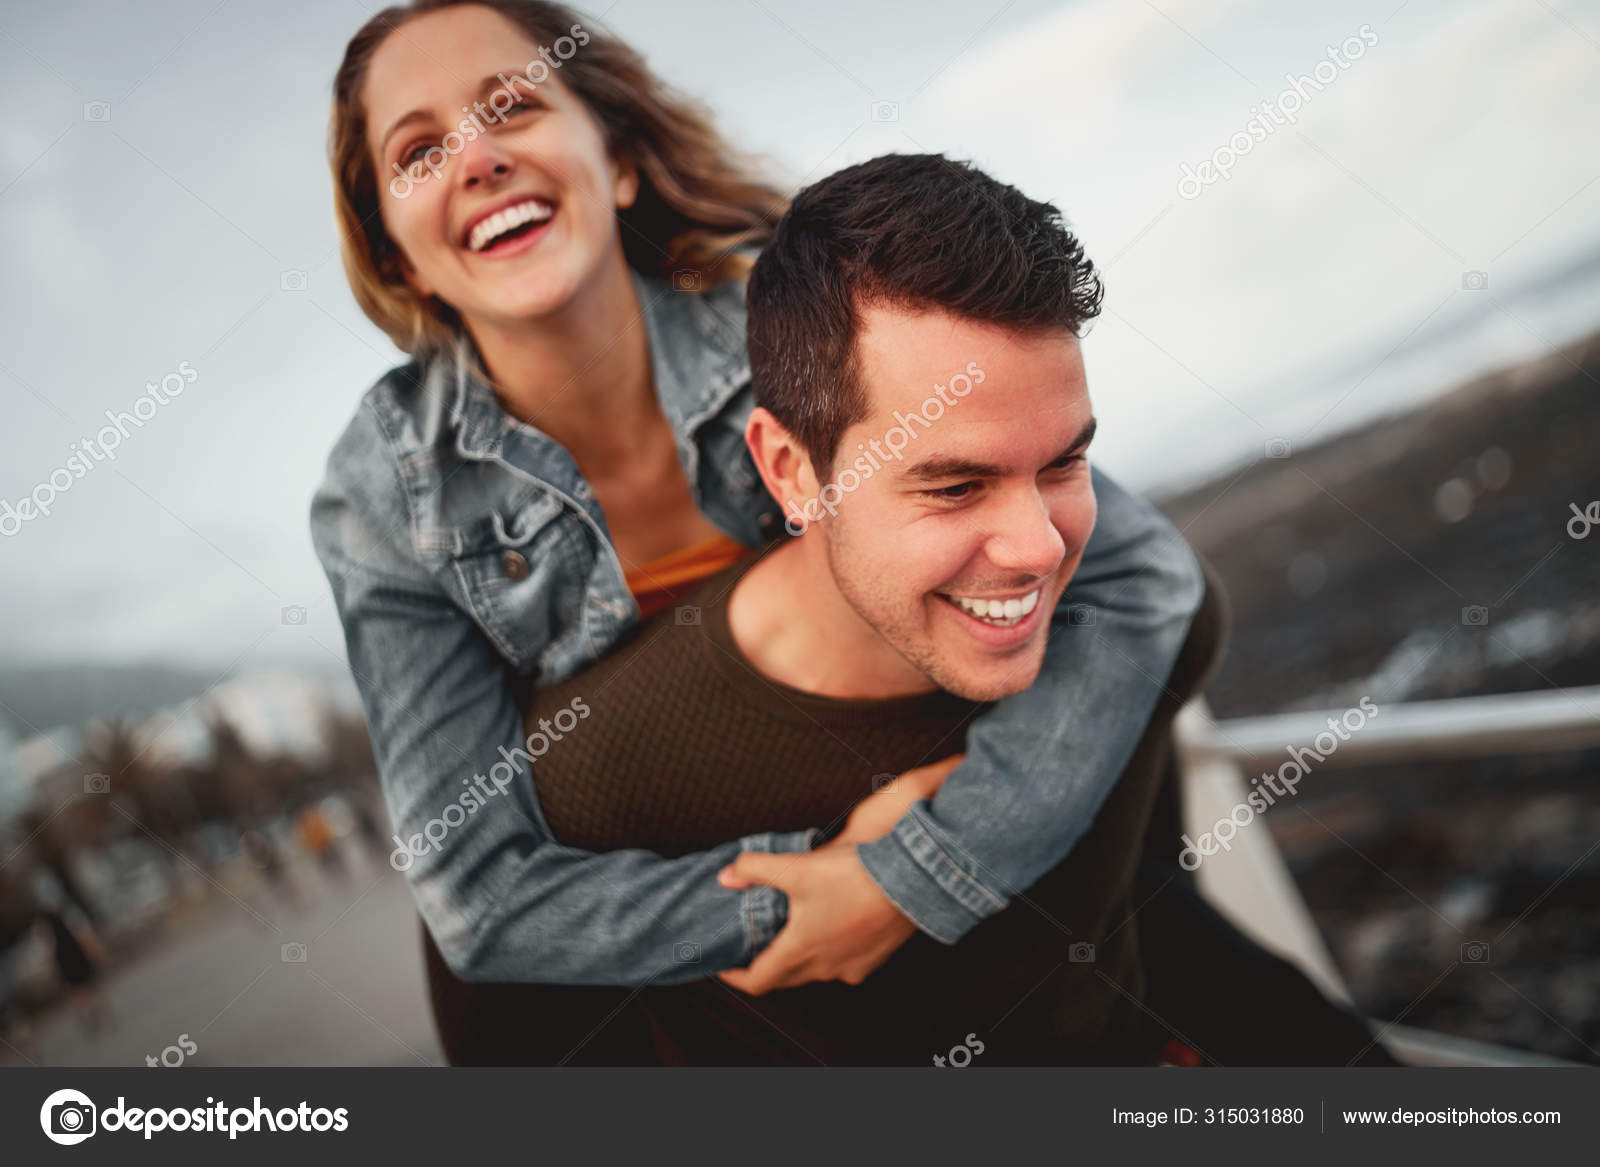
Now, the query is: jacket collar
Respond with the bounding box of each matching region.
[442,266,751,462]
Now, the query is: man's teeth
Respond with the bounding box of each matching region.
[945,589,1040,626]
[468,199,553,252]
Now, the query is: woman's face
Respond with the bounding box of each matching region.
[362,5,638,331]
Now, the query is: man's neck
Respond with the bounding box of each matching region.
[727,537,939,700]
[464,250,658,476]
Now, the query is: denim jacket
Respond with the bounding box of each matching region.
[310,267,1203,985]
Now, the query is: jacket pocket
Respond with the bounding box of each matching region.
[447,494,576,670]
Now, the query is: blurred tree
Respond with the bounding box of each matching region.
[316,707,377,786]
[204,706,280,827]
[79,716,188,890]
[15,809,99,925]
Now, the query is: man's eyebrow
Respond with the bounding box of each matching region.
[899,416,1097,482]
[379,72,533,153]
[1063,416,1098,458]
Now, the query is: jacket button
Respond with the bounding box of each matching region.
[501,550,529,581]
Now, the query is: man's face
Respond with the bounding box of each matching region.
[817,305,1097,702]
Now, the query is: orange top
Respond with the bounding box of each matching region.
[624,533,749,620]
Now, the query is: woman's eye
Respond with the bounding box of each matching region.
[396,100,542,167]
[493,98,542,122]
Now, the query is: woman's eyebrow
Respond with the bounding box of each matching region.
[379,72,537,152]
[379,108,432,153]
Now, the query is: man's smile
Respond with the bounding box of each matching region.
[937,587,1041,627]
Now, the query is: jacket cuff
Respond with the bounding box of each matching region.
[736,829,818,955]
[855,807,1008,944]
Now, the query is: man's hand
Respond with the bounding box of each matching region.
[715,845,917,994]
[713,754,963,996]
[829,754,964,848]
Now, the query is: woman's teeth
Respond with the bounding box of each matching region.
[944,589,1040,627]
[467,199,553,252]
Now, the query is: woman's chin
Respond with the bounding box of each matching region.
[446,241,627,334]
[459,284,577,332]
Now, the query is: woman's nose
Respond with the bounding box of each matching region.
[459,141,515,189]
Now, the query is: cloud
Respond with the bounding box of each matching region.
[909,0,1600,486]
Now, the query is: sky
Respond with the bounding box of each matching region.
[1,0,1597,675]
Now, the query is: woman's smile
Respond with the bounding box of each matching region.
[461,195,558,256]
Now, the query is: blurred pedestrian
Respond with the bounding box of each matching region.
[0,876,37,1052]
[295,805,344,880]
[37,906,112,1035]
[348,798,389,863]
[241,828,301,909]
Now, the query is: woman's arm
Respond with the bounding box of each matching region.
[311,407,811,986]
[853,465,1204,941]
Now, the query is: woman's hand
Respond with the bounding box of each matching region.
[712,754,963,996]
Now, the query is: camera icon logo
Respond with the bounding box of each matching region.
[281,942,308,963]
[40,1088,97,1145]
[671,269,702,292]
[82,102,111,122]
[281,605,307,625]
[1461,270,1489,291]
[1460,940,1490,964]
[1461,605,1489,627]
[1066,604,1097,627]
[871,100,899,122]
[1265,438,1292,460]
[674,941,701,963]
[675,605,701,626]
[1068,942,1096,963]
[83,772,111,795]
[280,270,308,292]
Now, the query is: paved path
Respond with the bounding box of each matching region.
[1,848,445,1067]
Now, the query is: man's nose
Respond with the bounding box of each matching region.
[982,488,1067,581]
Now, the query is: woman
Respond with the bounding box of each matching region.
[312,0,1203,998]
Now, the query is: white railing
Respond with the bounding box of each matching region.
[1173,687,1600,1067]
[1189,686,1600,768]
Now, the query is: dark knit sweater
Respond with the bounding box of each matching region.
[424,551,1225,1065]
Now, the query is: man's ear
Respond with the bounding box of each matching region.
[745,407,820,526]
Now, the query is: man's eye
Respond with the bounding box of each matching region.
[1047,453,1087,472]
[925,482,977,501]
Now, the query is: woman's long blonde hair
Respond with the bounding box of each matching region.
[331,0,789,356]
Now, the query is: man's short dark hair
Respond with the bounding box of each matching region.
[747,153,1104,471]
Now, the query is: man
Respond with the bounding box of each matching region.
[423,153,1384,1066]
